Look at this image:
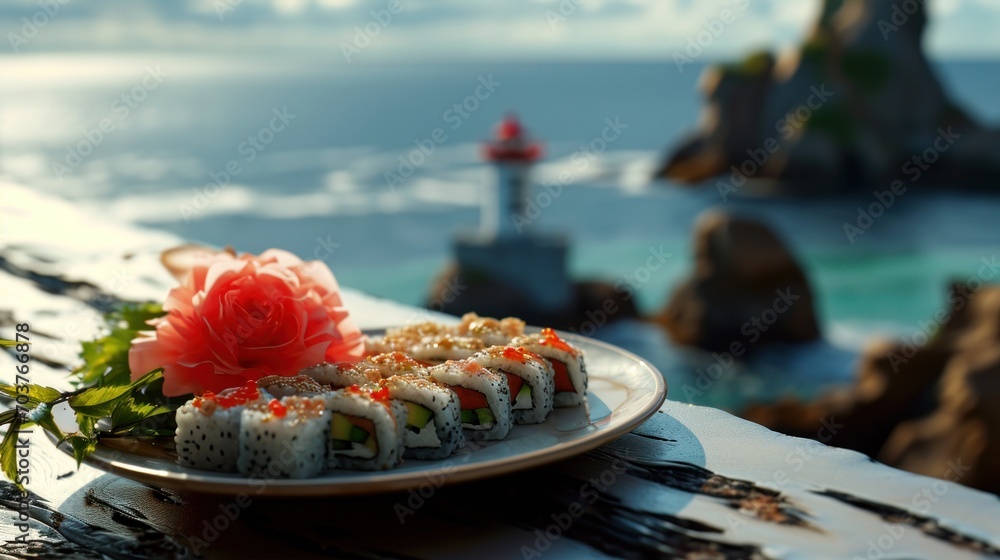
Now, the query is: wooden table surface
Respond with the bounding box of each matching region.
[2,182,999,559]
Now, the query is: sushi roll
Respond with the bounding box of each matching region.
[256,374,326,397]
[300,362,382,389]
[365,352,430,378]
[382,320,453,340]
[511,328,587,407]
[407,334,486,364]
[366,314,524,358]
[324,385,406,471]
[454,312,525,346]
[175,379,268,472]
[429,360,512,441]
[385,374,464,460]
[471,346,555,424]
[237,395,330,479]
[364,321,451,355]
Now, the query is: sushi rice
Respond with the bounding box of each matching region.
[323,386,406,471]
[237,395,331,479]
[511,329,588,407]
[428,360,512,441]
[385,374,465,460]
[300,362,382,389]
[256,374,326,398]
[174,380,270,473]
[471,346,555,424]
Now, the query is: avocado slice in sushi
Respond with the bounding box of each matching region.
[475,408,494,425]
[330,412,378,452]
[404,402,434,430]
[331,412,354,441]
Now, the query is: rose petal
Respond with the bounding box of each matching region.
[130,248,363,396]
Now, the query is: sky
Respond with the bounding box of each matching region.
[2,0,1000,61]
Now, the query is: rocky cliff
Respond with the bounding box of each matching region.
[659,0,1000,195]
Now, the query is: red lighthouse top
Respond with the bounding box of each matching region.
[483,114,543,163]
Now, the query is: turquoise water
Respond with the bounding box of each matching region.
[4,56,1000,409]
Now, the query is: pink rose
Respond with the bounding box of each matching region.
[129,246,364,396]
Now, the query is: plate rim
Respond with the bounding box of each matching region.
[53,329,668,496]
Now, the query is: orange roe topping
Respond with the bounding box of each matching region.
[346,384,362,394]
[268,399,287,418]
[390,352,411,363]
[193,391,215,409]
[462,360,484,374]
[370,385,391,403]
[540,328,574,354]
[502,346,528,364]
[215,379,261,408]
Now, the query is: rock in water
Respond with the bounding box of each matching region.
[880,347,1000,494]
[659,0,1000,194]
[655,212,820,353]
[426,264,638,332]
[744,282,1000,494]
[743,339,952,458]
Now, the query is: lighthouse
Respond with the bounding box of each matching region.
[480,115,542,238]
[425,114,637,328]
[425,114,574,322]
[426,114,638,327]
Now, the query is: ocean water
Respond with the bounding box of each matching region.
[4,55,1000,409]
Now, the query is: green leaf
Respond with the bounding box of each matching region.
[74,414,97,439]
[109,396,174,432]
[130,368,165,389]
[65,435,97,467]
[72,303,165,388]
[0,383,62,408]
[118,302,165,331]
[0,301,179,486]
[31,405,65,442]
[0,409,18,427]
[1,414,24,489]
[74,328,135,387]
[68,385,134,417]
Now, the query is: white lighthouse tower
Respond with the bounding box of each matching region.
[438,115,574,318]
[480,115,542,238]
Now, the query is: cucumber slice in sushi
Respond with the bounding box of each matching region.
[459,407,495,426]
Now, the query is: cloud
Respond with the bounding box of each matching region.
[0,0,997,59]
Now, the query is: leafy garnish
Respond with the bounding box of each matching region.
[68,384,136,417]
[0,303,183,485]
[66,436,98,466]
[0,369,173,474]
[1,414,24,486]
[74,302,165,387]
[110,396,175,433]
[0,383,62,408]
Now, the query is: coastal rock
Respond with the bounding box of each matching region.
[742,340,951,458]
[880,348,1000,494]
[743,283,1000,493]
[426,264,637,332]
[659,0,1000,194]
[654,212,820,353]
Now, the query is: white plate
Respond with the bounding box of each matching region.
[52,330,667,496]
